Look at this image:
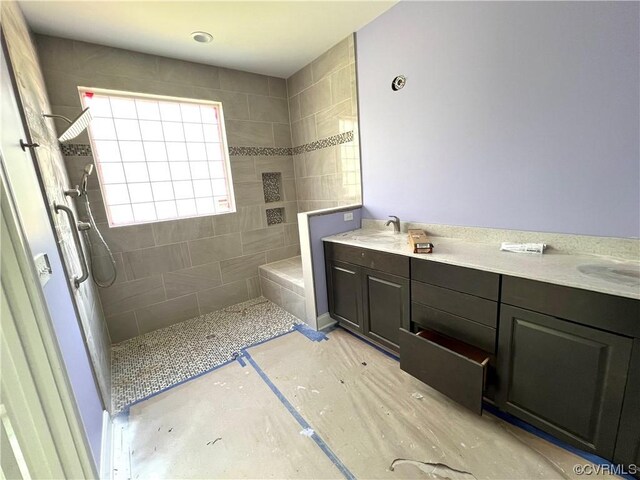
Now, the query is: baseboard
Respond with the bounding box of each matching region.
[99,410,113,479]
[317,313,336,331]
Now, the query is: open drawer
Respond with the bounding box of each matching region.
[399,328,490,414]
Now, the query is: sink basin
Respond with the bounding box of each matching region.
[353,233,406,245]
[577,264,640,287]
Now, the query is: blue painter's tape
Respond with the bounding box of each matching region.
[483,404,635,480]
[338,326,399,361]
[236,355,246,367]
[294,323,328,342]
[242,350,356,480]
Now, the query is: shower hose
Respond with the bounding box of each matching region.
[83,192,117,288]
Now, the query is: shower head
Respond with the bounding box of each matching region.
[81,163,94,195]
[43,107,92,143]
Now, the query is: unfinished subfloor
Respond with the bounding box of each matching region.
[112,328,616,480]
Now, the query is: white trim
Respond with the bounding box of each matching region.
[317,313,336,332]
[99,410,112,480]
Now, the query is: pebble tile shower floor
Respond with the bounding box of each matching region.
[111,297,300,413]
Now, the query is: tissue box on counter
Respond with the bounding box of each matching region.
[408,229,433,254]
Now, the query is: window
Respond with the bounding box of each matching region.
[79,88,236,227]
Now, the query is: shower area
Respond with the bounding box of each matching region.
[6,20,361,414]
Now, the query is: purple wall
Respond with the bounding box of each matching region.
[357,2,640,239]
[309,208,362,316]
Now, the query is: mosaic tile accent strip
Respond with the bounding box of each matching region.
[62,131,355,159]
[111,297,300,413]
[229,146,293,156]
[292,131,355,155]
[61,143,93,156]
[266,207,285,226]
[262,172,282,203]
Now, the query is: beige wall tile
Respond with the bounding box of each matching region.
[41,69,86,107]
[35,34,77,73]
[220,68,269,95]
[192,87,250,120]
[331,65,352,105]
[283,202,299,224]
[283,224,300,246]
[315,100,353,139]
[197,280,249,314]
[248,95,289,123]
[259,276,282,305]
[163,262,223,299]
[136,294,200,334]
[287,65,313,97]
[282,178,297,202]
[299,78,331,118]
[105,311,139,344]
[152,217,214,246]
[213,211,240,235]
[226,120,274,147]
[273,123,292,147]
[99,275,165,317]
[123,243,190,280]
[99,223,155,253]
[156,57,220,88]
[293,154,306,178]
[241,227,284,254]
[288,94,301,123]
[188,233,243,266]
[219,252,266,283]
[255,156,295,178]
[92,252,126,285]
[266,244,301,263]
[281,287,305,320]
[230,157,257,183]
[268,77,287,98]
[239,205,265,231]
[311,36,350,82]
[305,146,338,176]
[291,116,317,146]
[246,276,262,298]
[233,182,264,206]
[72,39,159,79]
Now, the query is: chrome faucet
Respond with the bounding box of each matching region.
[385,215,401,233]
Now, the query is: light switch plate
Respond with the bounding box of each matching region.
[344,212,354,221]
[34,253,52,287]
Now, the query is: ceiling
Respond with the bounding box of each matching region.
[19,1,397,78]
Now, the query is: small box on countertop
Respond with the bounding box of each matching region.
[408,229,434,254]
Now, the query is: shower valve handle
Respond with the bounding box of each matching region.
[20,139,40,151]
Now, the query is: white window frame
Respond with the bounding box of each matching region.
[78,87,236,227]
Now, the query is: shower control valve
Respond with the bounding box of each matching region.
[77,221,92,232]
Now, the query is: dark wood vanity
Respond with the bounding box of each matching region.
[324,240,640,467]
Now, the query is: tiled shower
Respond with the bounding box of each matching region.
[8,25,363,412]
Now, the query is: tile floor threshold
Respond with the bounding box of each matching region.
[111,297,301,413]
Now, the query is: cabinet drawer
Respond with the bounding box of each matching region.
[412,302,496,353]
[400,328,489,414]
[502,276,640,338]
[326,242,409,277]
[412,281,498,328]
[411,259,499,300]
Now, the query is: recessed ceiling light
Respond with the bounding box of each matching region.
[191,31,213,43]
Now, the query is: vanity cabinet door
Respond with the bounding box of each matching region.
[614,338,640,469]
[497,305,632,458]
[327,259,363,332]
[362,268,409,352]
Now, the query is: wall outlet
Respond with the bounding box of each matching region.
[344,212,354,221]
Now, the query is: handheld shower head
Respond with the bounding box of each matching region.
[81,164,94,195]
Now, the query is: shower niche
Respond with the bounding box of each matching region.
[262,172,282,203]
[262,172,285,225]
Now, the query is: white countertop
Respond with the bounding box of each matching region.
[323,229,640,300]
